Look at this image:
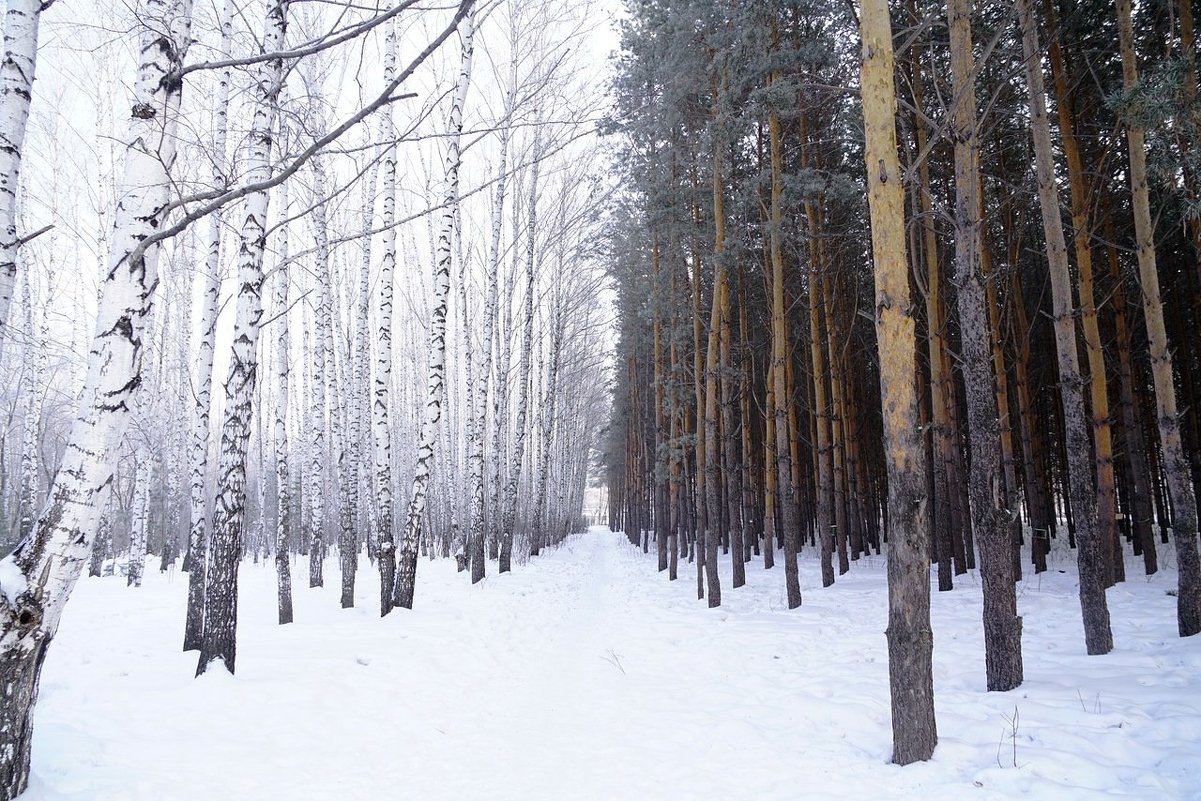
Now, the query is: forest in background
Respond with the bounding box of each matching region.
[603,0,1201,763]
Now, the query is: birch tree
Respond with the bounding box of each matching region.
[530,281,563,559]
[273,148,293,625]
[0,0,194,790]
[466,75,514,583]
[0,0,43,342]
[15,277,43,545]
[183,0,235,652]
[499,129,542,573]
[338,158,377,607]
[393,11,476,611]
[307,151,331,589]
[127,458,150,587]
[350,155,376,566]
[375,19,399,615]
[196,0,290,676]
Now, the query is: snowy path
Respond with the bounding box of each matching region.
[22,527,1201,800]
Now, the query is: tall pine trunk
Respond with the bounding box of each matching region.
[1115,0,1201,636]
[1046,0,1120,586]
[859,0,937,763]
[907,13,954,591]
[1105,212,1157,575]
[769,90,801,607]
[702,134,727,608]
[947,0,1022,690]
[1017,0,1113,654]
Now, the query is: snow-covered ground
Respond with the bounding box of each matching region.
[19,527,1201,800]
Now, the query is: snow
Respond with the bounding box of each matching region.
[0,555,29,607]
[18,527,1201,800]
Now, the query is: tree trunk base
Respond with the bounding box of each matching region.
[886,623,937,764]
[0,639,46,801]
[499,534,512,574]
[276,552,293,625]
[984,614,1024,692]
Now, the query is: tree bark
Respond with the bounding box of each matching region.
[1104,210,1157,575]
[0,0,194,791]
[197,0,288,675]
[128,460,150,587]
[273,156,293,625]
[467,82,512,584]
[859,0,937,763]
[395,12,475,609]
[947,0,1022,690]
[1116,0,1201,636]
[799,105,834,589]
[907,15,955,591]
[375,20,399,614]
[500,130,542,574]
[183,0,234,652]
[1018,0,1113,654]
[769,99,801,608]
[1045,0,1120,586]
[0,0,42,342]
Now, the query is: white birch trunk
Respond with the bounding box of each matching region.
[161,263,190,572]
[183,0,235,652]
[274,164,293,625]
[88,491,113,578]
[499,130,543,573]
[0,0,193,791]
[323,202,345,598]
[486,279,510,561]
[354,163,376,565]
[254,405,268,563]
[394,12,475,610]
[375,20,400,615]
[308,154,331,589]
[16,278,43,544]
[529,288,563,557]
[0,0,41,342]
[466,92,513,583]
[196,0,288,676]
[457,278,473,567]
[338,160,376,608]
[488,168,522,561]
[128,461,149,588]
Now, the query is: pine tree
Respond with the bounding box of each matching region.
[859,0,937,763]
